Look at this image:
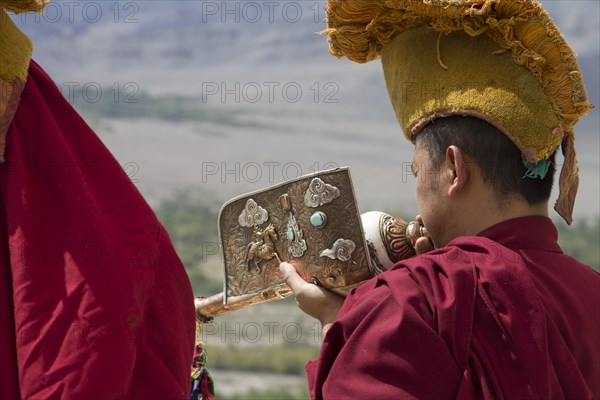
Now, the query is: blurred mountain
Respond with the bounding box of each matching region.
[14,1,332,69]
[11,1,599,116]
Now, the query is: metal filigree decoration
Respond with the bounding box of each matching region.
[287,213,307,258]
[238,198,268,227]
[320,238,356,262]
[220,168,371,302]
[380,213,415,263]
[246,224,280,273]
[304,178,340,208]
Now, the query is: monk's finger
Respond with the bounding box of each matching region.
[415,236,434,255]
[279,262,311,294]
[415,214,424,225]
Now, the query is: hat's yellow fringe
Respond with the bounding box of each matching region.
[0,0,48,13]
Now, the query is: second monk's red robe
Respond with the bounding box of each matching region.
[0,61,195,399]
[307,216,599,399]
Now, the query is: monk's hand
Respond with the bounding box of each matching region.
[414,214,434,255]
[279,262,344,327]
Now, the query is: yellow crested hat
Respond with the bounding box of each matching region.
[0,0,48,161]
[323,0,593,224]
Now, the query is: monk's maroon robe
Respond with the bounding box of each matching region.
[0,61,195,399]
[307,216,599,399]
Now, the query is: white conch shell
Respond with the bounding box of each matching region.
[361,211,395,275]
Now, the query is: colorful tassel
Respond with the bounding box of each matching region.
[523,159,551,179]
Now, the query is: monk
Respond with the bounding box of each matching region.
[280,1,600,399]
[1,3,194,398]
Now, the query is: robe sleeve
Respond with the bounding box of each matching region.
[0,60,194,399]
[306,267,464,400]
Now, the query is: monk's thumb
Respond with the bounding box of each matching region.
[279,262,307,293]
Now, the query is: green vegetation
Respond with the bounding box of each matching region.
[70,85,263,127]
[556,218,600,270]
[206,346,319,375]
[154,189,223,295]
[219,386,309,400]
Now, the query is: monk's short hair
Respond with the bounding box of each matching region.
[416,116,555,205]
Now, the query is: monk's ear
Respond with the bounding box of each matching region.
[444,145,469,197]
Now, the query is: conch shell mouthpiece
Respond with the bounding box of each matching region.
[361,211,431,275]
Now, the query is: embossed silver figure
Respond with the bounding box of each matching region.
[238,198,268,228]
[304,178,340,207]
[287,213,307,258]
[246,224,280,273]
[320,238,356,262]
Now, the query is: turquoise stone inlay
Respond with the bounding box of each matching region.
[310,211,326,228]
[287,226,295,241]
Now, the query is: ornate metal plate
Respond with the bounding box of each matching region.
[219,168,372,304]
